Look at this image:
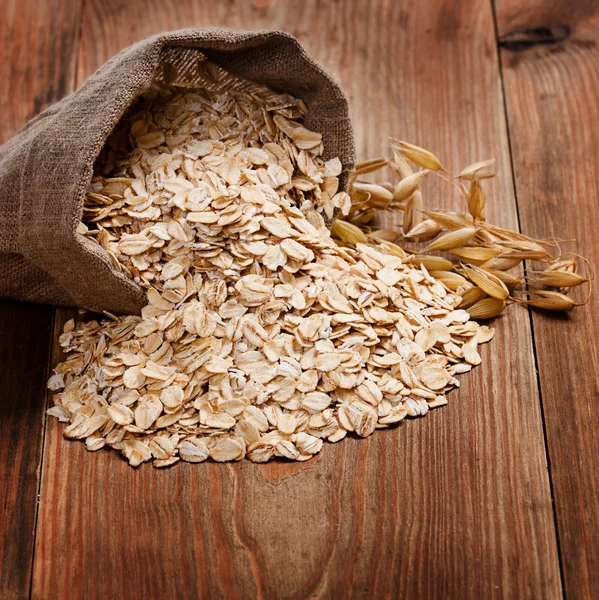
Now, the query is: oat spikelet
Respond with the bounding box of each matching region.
[405,219,443,242]
[460,264,510,300]
[352,182,394,208]
[458,158,496,180]
[466,297,506,319]
[422,227,476,252]
[392,140,443,171]
[494,240,550,260]
[403,190,423,234]
[409,255,454,271]
[458,286,487,309]
[430,270,472,291]
[485,269,524,287]
[423,211,473,230]
[367,229,401,242]
[532,270,588,288]
[377,240,408,259]
[393,170,429,203]
[331,219,369,244]
[448,246,502,263]
[521,291,577,311]
[480,255,523,272]
[391,150,414,179]
[467,179,486,221]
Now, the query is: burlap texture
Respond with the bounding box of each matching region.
[0,28,355,314]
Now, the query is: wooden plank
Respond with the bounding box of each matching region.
[0,1,82,598]
[33,1,561,597]
[0,303,53,600]
[496,1,599,597]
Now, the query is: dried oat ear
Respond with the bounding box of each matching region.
[341,140,592,316]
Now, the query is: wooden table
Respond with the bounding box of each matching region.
[1,1,598,598]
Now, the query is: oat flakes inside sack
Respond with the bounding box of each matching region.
[0,28,354,313]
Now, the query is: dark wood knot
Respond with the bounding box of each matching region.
[498,25,571,51]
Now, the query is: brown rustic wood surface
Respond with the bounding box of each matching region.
[0,0,597,598]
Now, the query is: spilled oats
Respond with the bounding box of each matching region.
[47,78,494,467]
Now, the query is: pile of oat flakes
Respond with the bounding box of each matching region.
[47,81,493,467]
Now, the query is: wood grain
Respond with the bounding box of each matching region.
[0,1,82,598]
[0,0,82,142]
[496,1,599,597]
[32,0,561,597]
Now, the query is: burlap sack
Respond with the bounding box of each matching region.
[0,28,354,314]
